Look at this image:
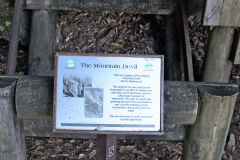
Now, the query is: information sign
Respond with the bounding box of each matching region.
[53,53,164,134]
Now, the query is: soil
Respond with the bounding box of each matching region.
[0,11,240,160]
[56,11,165,55]
[0,38,28,74]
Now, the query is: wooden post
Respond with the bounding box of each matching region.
[179,0,194,81]
[182,85,238,160]
[96,134,117,160]
[28,10,56,76]
[0,78,26,159]
[202,27,235,82]
[7,0,23,75]
[165,9,187,81]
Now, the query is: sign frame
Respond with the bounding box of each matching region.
[53,52,164,135]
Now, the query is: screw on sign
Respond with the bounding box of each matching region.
[108,146,115,157]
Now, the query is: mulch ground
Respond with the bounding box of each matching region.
[0,11,240,160]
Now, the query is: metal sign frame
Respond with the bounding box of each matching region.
[53,52,164,135]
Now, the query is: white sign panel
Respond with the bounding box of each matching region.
[54,54,164,133]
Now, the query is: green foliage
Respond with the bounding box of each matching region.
[0,0,13,39]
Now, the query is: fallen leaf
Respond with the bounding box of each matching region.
[79,12,88,16]
[70,139,76,143]
[78,153,87,159]
[89,150,96,158]
[155,15,164,21]
[119,146,136,154]
[152,156,159,160]
[89,142,94,148]
[210,26,214,31]
[59,153,70,157]
[118,18,123,25]
[110,43,123,48]
[136,15,141,22]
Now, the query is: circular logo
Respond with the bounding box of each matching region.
[145,62,153,69]
[67,60,75,68]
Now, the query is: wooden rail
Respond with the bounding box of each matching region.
[0,76,235,142]
[23,120,187,140]
[24,0,176,14]
[0,76,238,158]
[16,76,198,125]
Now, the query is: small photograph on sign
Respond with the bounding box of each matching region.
[63,75,92,97]
[84,88,104,118]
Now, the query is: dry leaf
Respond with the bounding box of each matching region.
[210,26,214,31]
[136,15,141,22]
[78,153,87,159]
[119,146,136,153]
[89,150,96,158]
[79,12,88,16]
[118,18,123,25]
[58,153,70,157]
[152,156,159,160]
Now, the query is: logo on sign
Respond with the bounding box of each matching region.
[108,146,115,157]
[67,60,75,68]
[145,62,153,69]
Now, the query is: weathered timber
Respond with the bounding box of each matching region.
[96,135,117,160]
[16,76,53,119]
[0,78,26,159]
[7,0,23,75]
[15,76,198,125]
[165,10,187,81]
[23,120,186,141]
[203,0,240,27]
[202,27,234,82]
[19,10,31,46]
[186,0,205,16]
[24,0,177,15]
[232,29,240,64]
[180,0,194,81]
[28,10,56,76]
[182,85,238,160]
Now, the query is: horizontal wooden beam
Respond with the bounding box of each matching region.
[24,0,177,15]
[1,76,238,141]
[23,120,186,140]
[15,76,198,125]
